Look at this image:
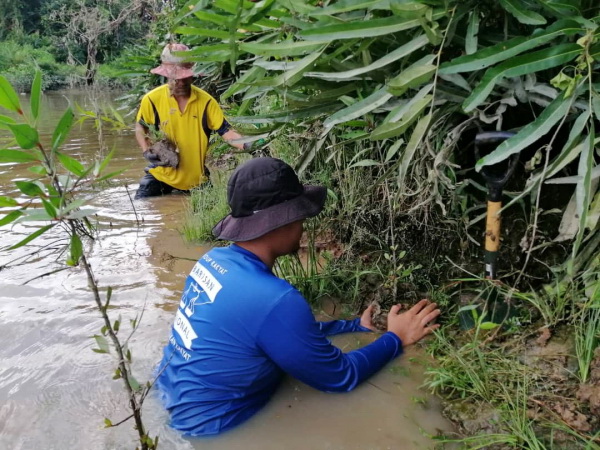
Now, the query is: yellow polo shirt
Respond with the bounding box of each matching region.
[136,85,226,190]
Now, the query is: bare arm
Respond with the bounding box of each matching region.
[221,129,245,150]
[135,122,151,153]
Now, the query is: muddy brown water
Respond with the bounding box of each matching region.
[0,90,453,449]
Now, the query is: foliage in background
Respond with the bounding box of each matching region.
[0,39,71,92]
[0,73,157,449]
[0,0,164,88]
[161,0,600,288]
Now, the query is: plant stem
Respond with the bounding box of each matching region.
[76,225,148,450]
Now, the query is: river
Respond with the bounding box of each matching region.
[0,89,453,449]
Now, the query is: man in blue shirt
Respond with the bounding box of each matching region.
[156,157,441,436]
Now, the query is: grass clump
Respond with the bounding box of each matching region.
[181,171,230,244]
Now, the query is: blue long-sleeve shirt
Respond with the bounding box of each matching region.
[156,244,403,436]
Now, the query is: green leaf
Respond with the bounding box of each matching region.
[388,55,437,96]
[586,191,600,231]
[324,87,393,131]
[385,139,404,163]
[19,209,53,222]
[0,196,18,207]
[299,15,426,41]
[476,95,572,170]
[93,335,110,353]
[30,71,42,121]
[234,102,342,124]
[187,51,230,63]
[276,0,315,14]
[592,94,600,122]
[479,322,500,330]
[348,159,380,169]
[94,168,125,183]
[573,127,595,257]
[255,46,327,88]
[0,210,23,227]
[440,19,580,74]
[310,0,387,16]
[193,10,230,26]
[0,149,39,163]
[7,123,39,149]
[306,35,429,81]
[222,66,266,100]
[51,108,74,151]
[173,26,244,40]
[128,374,141,391]
[8,223,54,250]
[64,209,97,220]
[41,198,57,219]
[0,114,16,130]
[28,165,48,175]
[58,198,86,217]
[15,180,45,197]
[384,83,433,124]
[457,304,480,313]
[70,233,83,266]
[465,9,479,55]
[96,147,115,176]
[239,40,329,57]
[370,95,432,140]
[546,110,592,179]
[0,75,22,114]
[499,0,546,25]
[419,18,442,45]
[56,151,85,177]
[390,1,429,18]
[105,286,113,312]
[398,113,433,189]
[463,43,580,112]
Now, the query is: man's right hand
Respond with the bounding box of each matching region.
[387,299,440,346]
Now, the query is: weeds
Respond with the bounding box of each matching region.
[575,303,600,383]
[181,171,230,244]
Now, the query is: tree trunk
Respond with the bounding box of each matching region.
[86,40,98,86]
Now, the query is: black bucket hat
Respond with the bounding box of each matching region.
[212,158,327,241]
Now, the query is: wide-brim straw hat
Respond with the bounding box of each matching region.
[212,158,327,242]
[150,43,195,80]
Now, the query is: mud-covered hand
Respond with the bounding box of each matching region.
[387,299,440,346]
[359,303,378,332]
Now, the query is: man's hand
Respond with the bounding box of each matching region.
[359,303,377,331]
[135,122,151,152]
[387,299,440,346]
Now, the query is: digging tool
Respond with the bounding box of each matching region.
[475,131,518,280]
[458,131,519,330]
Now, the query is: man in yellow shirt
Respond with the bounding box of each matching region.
[134,43,246,199]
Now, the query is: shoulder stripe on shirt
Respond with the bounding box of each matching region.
[201,100,212,140]
[149,98,160,132]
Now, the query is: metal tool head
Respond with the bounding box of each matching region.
[475,131,519,201]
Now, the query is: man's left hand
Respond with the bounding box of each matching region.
[359,304,378,331]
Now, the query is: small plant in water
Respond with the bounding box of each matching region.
[0,72,157,449]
